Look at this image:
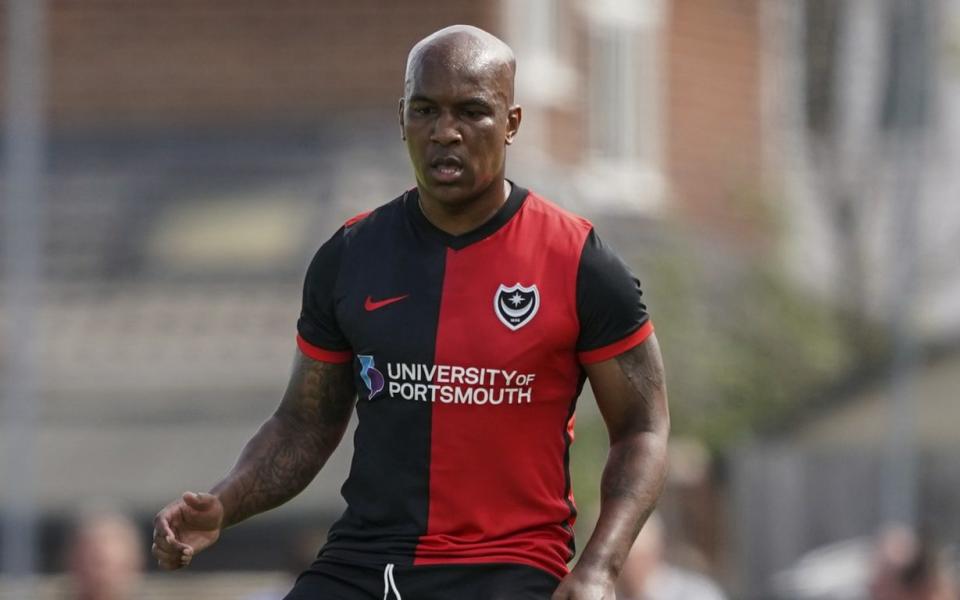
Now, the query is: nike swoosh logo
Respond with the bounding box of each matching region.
[364,294,410,311]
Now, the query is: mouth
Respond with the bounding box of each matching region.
[429,156,465,183]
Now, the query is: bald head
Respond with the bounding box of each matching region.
[404,25,516,103]
[398,25,522,215]
[68,513,144,600]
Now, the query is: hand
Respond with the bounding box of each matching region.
[152,491,224,570]
[551,567,617,600]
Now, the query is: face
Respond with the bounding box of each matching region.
[70,519,143,599]
[399,50,521,208]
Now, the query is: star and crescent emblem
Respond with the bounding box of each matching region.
[494,283,540,331]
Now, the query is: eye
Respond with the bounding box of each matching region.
[463,108,486,120]
[412,106,435,116]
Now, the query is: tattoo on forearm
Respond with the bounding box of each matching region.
[578,338,669,577]
[600,341,668,503]
[220,358,355,526]
[601,440,650,501]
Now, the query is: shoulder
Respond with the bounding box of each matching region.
[339,190,408,242]
[305,190,408,275]
[518,189,595,258]
[521,190,594,236]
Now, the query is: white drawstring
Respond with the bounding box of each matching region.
[383,563,402,600]
[382,564,390,600]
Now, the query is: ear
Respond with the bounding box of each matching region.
[398,98,406,141]
[505,104,522,145]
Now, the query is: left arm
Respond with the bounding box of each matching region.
[552,333,670,600]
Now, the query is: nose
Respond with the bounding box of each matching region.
[430,110,462,146]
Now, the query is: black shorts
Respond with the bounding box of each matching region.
[284,559,562,600]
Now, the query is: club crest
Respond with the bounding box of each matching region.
[494,283,540,331]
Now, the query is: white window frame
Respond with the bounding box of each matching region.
[578,0,666,212]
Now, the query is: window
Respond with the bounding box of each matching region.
[581,0,665,211]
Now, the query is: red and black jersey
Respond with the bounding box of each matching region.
[296,183,651,580]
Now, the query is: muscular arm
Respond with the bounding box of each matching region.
[213,351,356,526]
[152,350,355,569]
[553,333,669,598]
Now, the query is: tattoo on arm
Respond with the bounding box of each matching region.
[576,337,669,577]
[215,356,356,526]
[599,341,668,502]
[613,340,666,433]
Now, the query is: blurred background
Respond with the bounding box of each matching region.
[1,0,959,598]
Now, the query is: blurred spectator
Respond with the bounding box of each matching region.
[617,512,726,600]
[241,529,328,600]
[868,525,958,600]
[66,512,144,600]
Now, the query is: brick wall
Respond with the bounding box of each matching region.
[665,0,763,235]
[0,0,767,235]
[0,0,495,128]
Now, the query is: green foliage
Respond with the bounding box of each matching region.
[567,214,863,553]
[625,233,854,450]
[567,403,608,546]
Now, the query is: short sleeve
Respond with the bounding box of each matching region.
[575,229,652,364]
[296,228,353,363]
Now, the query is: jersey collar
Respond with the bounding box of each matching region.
[405,180,529,251]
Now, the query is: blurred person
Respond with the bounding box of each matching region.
[616,512,725,600]
[67,512,144,600]
[868,526,958,600]
[242,529,329,600]
[152,24,669,600]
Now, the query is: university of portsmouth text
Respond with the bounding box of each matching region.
[386,382,532,404]
[385,362,536,405]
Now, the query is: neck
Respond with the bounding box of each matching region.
[418,178,511,236]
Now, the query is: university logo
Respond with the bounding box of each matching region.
[358,355,384,400]
[494,283,540,331]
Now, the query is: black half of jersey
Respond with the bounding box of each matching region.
[575,228,649,353]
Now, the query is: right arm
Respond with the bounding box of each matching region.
[214,351,355,526]
[151,350,355,570]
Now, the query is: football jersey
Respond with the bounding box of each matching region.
[296,183,651,580]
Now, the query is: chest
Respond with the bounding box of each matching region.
[334,230,580,374]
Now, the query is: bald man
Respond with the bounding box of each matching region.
[152,25,669,600]
[617,513,725,600]
[68,513,144,600]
